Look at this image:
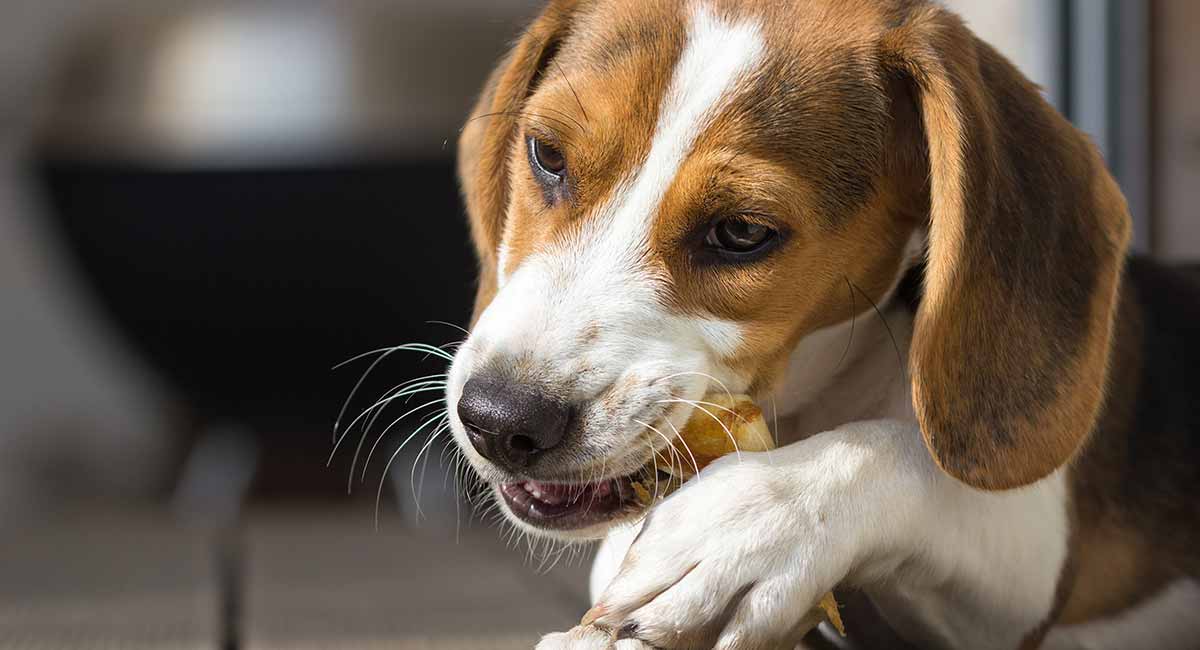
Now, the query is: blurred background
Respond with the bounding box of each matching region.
[0,0,1196,648]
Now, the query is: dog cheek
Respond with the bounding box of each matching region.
[687,316,744,359]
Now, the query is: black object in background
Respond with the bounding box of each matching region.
[34,157,477,497]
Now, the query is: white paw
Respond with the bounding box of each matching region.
[586,452,851,649]
[536,625,654,649]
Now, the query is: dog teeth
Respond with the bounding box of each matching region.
[521,479,621,507]
[525,481,565,505]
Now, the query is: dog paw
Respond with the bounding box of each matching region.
[536,625,655,649]
[585,452,850,649]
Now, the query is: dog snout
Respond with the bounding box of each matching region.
[457,376,571,471]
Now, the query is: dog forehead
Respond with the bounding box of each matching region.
[543,0,888,219]
[515,3,770,260]
[506,0,891,290]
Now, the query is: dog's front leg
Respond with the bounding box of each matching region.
[579,419,935,649]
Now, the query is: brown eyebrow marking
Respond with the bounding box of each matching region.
[708,151,747,191]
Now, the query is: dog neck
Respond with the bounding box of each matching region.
[767,286,917,447]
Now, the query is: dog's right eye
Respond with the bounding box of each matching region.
[703,216,780,261]
[528,136,567,182]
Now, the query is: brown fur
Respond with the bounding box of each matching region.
[880,5,1131,491]
[1053,260,1200,624]
[457,0,1198,638]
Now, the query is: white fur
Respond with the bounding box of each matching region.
[590,520,643,604]
[767,297,915,439]
[495,241,511,286]
[863,470,1068,650]
[563,417,1068,650]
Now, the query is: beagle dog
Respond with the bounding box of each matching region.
[446,0,1200,648]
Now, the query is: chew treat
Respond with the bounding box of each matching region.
[632,393,774,501]
[631,393,847,638]
[812,592,847,637]
[665,392,774,477]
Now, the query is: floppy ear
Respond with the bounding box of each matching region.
[457,0,580,325]
[881,6,1131,489]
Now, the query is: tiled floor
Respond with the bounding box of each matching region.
[0,511,220,649]
[243,509,591,649]
[0,507,916,649]
[0,508,592,649]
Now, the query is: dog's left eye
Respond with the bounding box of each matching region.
[705,217,777,256]
[528,137,567,181]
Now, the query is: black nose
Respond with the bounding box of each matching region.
[457,377,571,470]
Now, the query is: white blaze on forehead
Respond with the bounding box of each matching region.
[496,241,512,286]
[597,3,766,265]
[545,3,764,357]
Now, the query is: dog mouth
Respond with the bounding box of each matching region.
[499,468,664,531]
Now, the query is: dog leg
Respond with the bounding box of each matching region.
[582,419,1068,649]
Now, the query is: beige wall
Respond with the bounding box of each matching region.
[942,0,1061,99]
[1154,0,1200,261]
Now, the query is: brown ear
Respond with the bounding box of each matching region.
[457,1,580,325]
[882,5,1131,489]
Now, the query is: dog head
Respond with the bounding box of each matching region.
[448,0,1130,540]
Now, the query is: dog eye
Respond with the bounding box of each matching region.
[705,217,777,255]
[528,137,567,180]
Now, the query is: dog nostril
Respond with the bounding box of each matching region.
[461,419,489,457]
[502,433,538,467]
[508,434,536,454]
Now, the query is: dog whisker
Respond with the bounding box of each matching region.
[329,383,445,466]
[348,383,446,450]
[637,417,701,478]
[551,56,590,125]
[363,410,448,488]
[833,277,858,374]
[358,380,447,437]
[656,370,735,403]
[425,319,469,336]
[672,399,742,461]
[847,278,906,377]
[355,396,446,475]
[659,415,705,482]
[462,110,584,144]
[374,418,451,529]
[640,437,661,502]
[537,103,588,135]
[331,346,401,371]
[657,397,750,424]
[361,406,448,484]
[332,341,454,443]
[333,347,402,443]
[409,420,451,523]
